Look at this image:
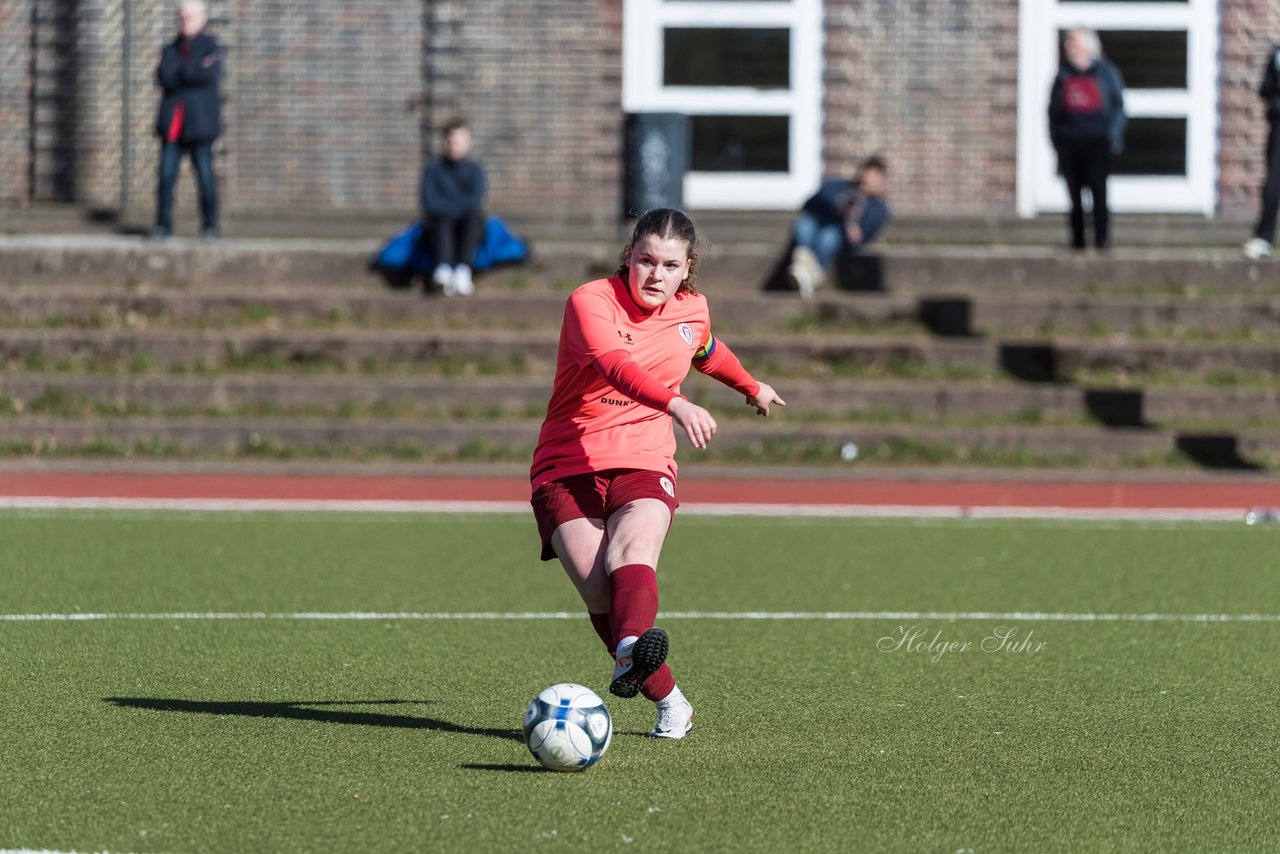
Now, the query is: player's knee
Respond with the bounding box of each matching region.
[605,537,662,570]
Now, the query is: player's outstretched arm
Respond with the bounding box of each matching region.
[746,382,786,417]
[694,335,784,416]
[668,397,718,449]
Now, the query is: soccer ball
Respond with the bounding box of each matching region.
[522,683,612,771]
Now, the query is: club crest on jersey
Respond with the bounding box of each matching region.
[659,477,675,498]
[677,323,694,346]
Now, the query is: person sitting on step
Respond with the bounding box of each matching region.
[786,156,891,298]
[420,118,487,296]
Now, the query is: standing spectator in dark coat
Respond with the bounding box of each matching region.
[785,156,891,298]
[1048,28,1126,252]
[153,0,223,241]
[1244,45,1280,259]
[420,119,487,296]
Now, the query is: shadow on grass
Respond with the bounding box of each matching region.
[460,763,550,774]
[103,697,523,742]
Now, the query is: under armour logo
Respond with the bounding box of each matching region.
[617,330,634,344]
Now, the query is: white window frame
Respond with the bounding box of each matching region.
[1016,0,1219,216]
[622,0,823,210]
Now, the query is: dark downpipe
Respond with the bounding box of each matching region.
[120,0,133,213]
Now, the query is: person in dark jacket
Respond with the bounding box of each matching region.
[785,156,891,298]
[1244,45,1280,259]
[1048,28,1126,251]
[153,0,223,240]
[420,119,487,296]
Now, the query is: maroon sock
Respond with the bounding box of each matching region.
[610,563,659,647]
[588,611,616,657]
[641,663,675,702]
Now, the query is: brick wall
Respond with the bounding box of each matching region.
[824,0,1020,216]
[0,1,1270,220]
[32,0,624,224]
[77,0,128,210]
[223,0,423,212]
[121,1,176,217]
[1219,0,1280,218]
[30,0,80,203]
[112,0,424,218]
[0,0,33,204]
[423,0,623,227]
[26,1,193,211]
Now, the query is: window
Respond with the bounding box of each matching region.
[690,115,790,172]
[623,0,822,209]
[1060,29,1188,89]
[664,28,790,89]
[1018,0,1218,214]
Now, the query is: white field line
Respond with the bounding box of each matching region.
[2,610,1278,623]
[0,496,531,514]
[0,495,1249,522]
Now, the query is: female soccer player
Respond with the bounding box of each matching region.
[530,208,785,739]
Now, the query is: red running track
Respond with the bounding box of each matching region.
[0,471,1276,510]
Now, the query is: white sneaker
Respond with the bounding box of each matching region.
[609,627,668,699]
[786,261,816,299]
[432,263,456,295]
[787,246,825,298]
[452,264,474,296]
[649,697,693,739]
[1243,238,1273,260]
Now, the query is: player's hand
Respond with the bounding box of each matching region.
[668,397,718,449]
[746,383,786,417]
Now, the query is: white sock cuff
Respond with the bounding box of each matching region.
[658,685,686,708]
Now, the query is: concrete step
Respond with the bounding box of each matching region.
[1050,339,1280,381]
[5,327,1280,383]
[4,284,1280,341]
[871,214,1256,248]
[0,236,377,288]
[2,415,1275,469]
[0,328,1000,378]
[8,236,1280,296]
[0,328,559,374]
[831,249,1280,296]
[971,296,1280,339]
[0,285,921,334]
[3,204,1255,247]
[3,374,1277,429]
[0,374,557,414]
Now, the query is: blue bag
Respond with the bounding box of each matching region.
[371,216,528,276]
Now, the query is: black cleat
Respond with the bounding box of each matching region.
[609,626,669,699]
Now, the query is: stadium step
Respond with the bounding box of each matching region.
[4,284,1280,342]
[1,415,1274,469]
[3,232,1280,472]
[2,203,1259,248]
[7,236,1280,297]
[0,284,923,333]
[4,327,1280,384]
[1,374,1276,430]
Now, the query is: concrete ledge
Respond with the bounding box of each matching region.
[1,415,1272,468]
[4,326,1279,379]
[6,235,1280,294]
[1,374,1275,426]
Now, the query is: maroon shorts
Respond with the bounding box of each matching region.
[530,468,680,562]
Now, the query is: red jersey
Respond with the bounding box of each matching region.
[531,276,711,491]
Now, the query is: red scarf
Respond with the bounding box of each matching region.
[165,39,191,143]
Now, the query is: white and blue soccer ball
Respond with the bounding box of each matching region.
[522,683,612,771]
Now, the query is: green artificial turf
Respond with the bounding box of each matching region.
[1,511,1278,852]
